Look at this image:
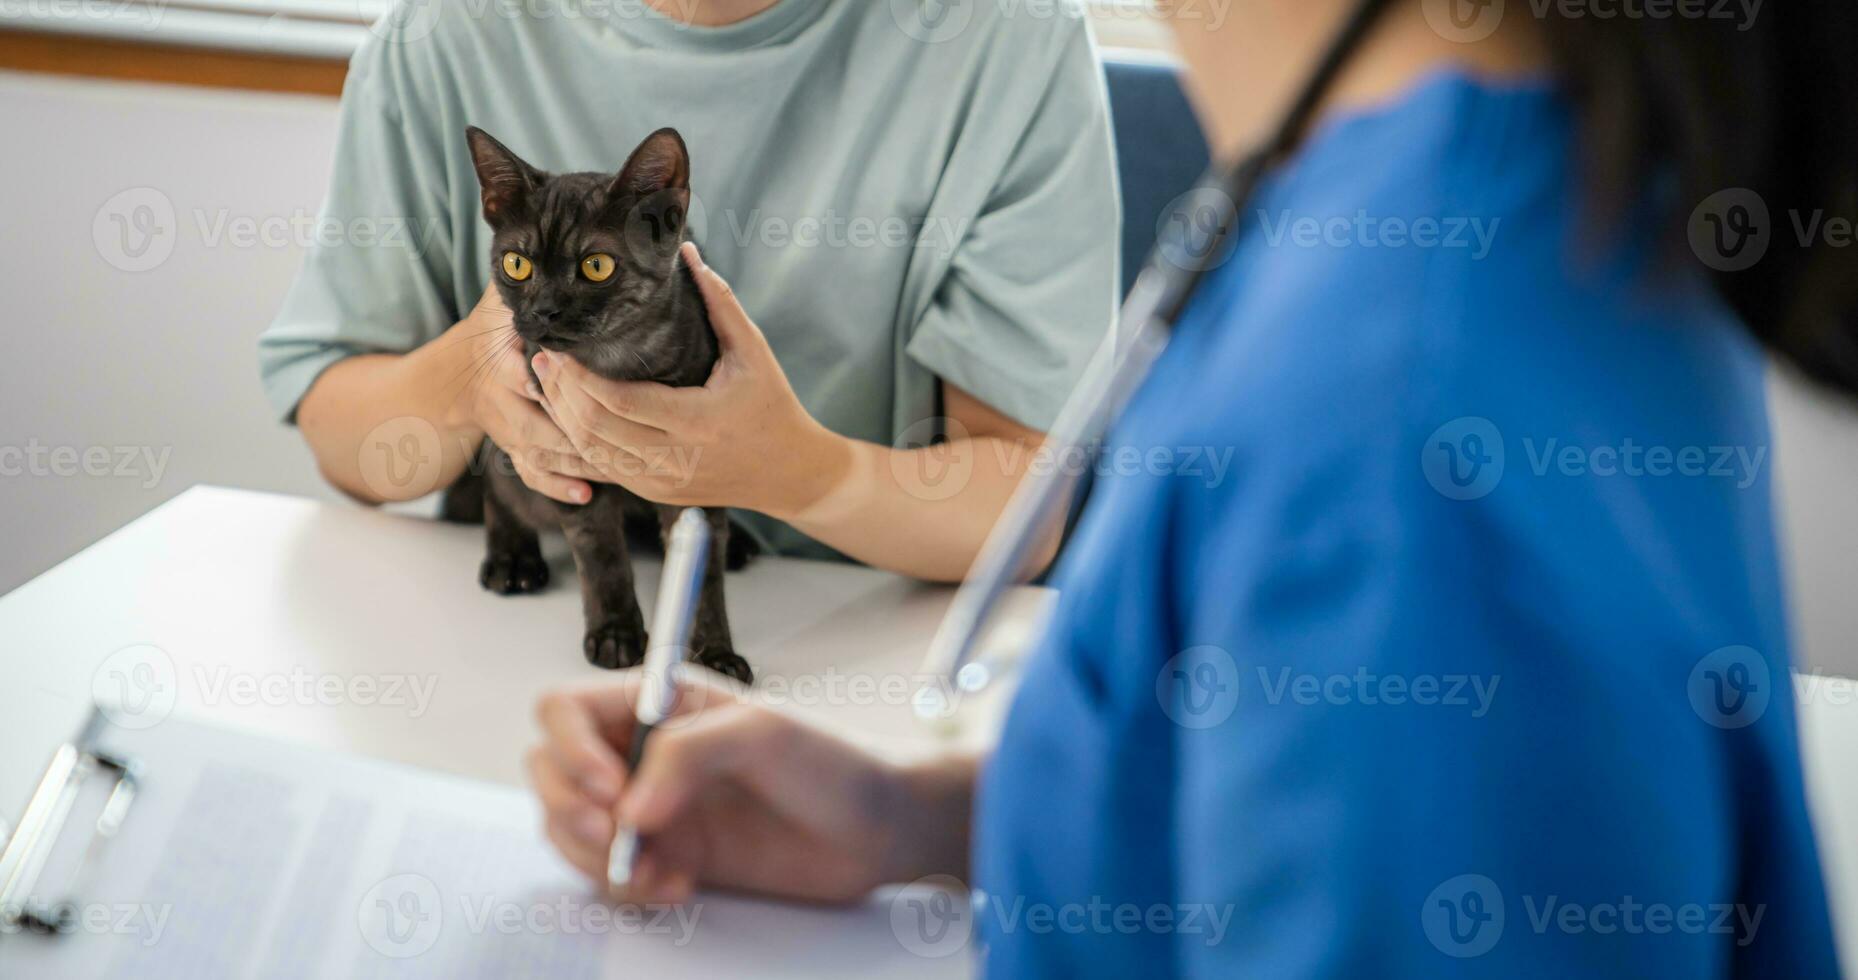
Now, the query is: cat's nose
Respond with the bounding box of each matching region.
[531,305,563,323]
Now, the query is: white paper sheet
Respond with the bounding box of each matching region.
[0,717,972,979]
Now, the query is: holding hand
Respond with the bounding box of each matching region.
[449,284,598,505]
[531,243,849,517]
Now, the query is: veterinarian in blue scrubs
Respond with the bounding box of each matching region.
[526,0,1851,975]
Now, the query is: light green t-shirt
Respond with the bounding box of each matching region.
[258,0,1120,560]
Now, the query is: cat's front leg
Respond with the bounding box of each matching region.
[479,462,549,595]
[563,499,647,670]
[657,504,752,685]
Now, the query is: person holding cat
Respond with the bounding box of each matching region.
[526,0,1853,975]
[260,0,1117,583]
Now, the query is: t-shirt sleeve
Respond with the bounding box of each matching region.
[256,33,461,423]
[903,22,1120,431]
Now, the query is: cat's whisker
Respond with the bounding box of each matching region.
[442,331,521,404]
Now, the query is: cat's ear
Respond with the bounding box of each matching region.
[611,128,691,241]
[465,126,541,224]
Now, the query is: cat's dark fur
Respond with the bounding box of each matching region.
[448,124,752,684]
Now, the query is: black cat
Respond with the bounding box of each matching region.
[449,124,752,684]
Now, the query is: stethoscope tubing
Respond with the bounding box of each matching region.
[915,0,1401,719]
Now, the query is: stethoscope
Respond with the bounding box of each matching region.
[915,0,1398,723]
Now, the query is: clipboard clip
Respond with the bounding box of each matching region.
[0,706,141,937]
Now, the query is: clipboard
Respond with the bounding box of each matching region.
[0,708,972,978]
[0,707,141,937]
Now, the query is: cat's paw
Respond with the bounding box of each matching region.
[479,552,550,595]
[584,618,648,670]
[694,647,754,685]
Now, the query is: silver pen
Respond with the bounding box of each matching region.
[607,508,711,891]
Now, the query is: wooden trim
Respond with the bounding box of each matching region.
[0,28,346,96]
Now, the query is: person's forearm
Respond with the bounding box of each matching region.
[771,431,1064,583]
[879,751,981,884]
[295,337,484,504]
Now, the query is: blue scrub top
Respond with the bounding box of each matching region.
[972,73,1839,977]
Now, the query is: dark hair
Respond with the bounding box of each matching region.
[1538,5,1858,394]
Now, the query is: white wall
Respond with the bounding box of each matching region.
[0,68,1852,675]
[0,70,342,595]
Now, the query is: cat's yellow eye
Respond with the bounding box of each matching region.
[501,251,532,282]
[581,253,616,283]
